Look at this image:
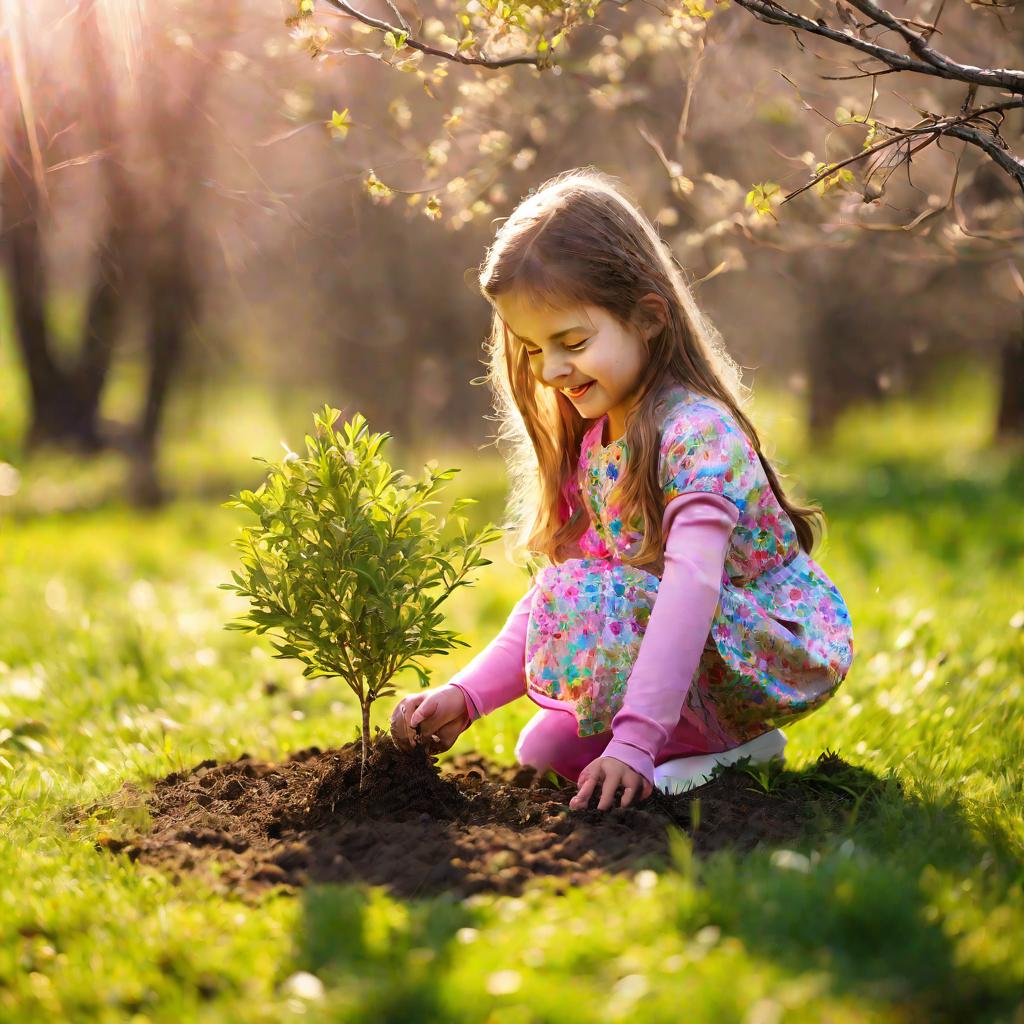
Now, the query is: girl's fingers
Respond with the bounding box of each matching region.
[391,696,422,750]
[567,761,650,811]
[431,718,464,752]
[598,772,620,812]
[570,773,598,810]
[389,704,410,750]
[408,696,435,733]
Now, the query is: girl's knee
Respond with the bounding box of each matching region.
[514,710,575,771]
[514,721,552,771]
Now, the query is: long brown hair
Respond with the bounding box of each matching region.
[475,166,824,573]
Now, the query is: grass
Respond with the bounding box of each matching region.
[1,363,1022,1022]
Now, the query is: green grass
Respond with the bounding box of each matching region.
[1,365,1022,1022]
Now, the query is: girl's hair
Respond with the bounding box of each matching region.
[475,166,824,574]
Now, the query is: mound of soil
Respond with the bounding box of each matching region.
[84,734,885,900]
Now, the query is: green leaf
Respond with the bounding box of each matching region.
[744,182,781,220]
[328,108,353,140]
[223,404,504,757]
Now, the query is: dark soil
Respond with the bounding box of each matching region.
[82,733,887,901]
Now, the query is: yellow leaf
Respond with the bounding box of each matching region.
[744,181,781,220]
[327,108,352,140]
[424,195,442,221]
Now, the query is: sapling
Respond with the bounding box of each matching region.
[220,406,505,790]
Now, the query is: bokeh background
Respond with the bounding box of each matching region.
[1,0,1021,512]
[2,1,1022,1022]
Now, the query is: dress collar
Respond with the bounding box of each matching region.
[580,414,623,465]
[580,382,691,461]
[594,413,625,451]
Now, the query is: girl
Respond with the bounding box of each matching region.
[390,167,854,813]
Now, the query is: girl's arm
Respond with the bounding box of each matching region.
[448,583,537,721]
[601,491,740,787]
[449,476,586,723]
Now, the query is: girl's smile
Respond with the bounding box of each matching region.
[493,292,662,440]
[565,380,595,399]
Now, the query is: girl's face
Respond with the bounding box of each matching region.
[495,291,660,438]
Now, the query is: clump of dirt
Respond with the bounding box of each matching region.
[81,733,887,900]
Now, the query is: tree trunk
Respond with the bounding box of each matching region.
[127,219,196,507]
[798,249,859,445]
[74,0,136,423]
[995,316,1024,441]
[0,3,134,457]
[125,12,223,507]
[0,111,106,452]
[359,700,371,793]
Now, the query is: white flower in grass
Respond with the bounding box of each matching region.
[770,849,811,873]
[282,971,324,1001]
[486,970,521,995]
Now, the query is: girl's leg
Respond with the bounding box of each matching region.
[656,716,732,763]
[515,709,611,784]
[516,708,735,784]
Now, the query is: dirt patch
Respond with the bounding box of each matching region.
[82,734,887,900]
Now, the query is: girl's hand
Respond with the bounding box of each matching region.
[569,755,653,811]
[389,685,471,755]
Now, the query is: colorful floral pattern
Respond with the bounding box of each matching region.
[528,558,661,736]
[524,382,855,745]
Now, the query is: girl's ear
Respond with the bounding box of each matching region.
[635,292,669,342]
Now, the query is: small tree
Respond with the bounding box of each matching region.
[220,406,505,789]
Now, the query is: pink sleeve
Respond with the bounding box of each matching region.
[448,583,536,721]
[601,491,739,787]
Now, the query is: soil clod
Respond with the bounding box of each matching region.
[83,735,883,900]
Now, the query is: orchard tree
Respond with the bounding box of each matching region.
[280,0,1022,439]
[0,0,234,503]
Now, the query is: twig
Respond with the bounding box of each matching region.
[731,0,1024,92]
[320,0,543,68]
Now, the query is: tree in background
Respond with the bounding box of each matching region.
[282,0,1022,441]
[1,0,1018,512]
[0,0,229,503]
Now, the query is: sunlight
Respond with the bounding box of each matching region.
[94,0,147,81]
[0,0,148,115]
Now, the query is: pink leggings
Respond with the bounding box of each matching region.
[514,707,731,784]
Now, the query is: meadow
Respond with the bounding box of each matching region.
[1,363,1022,1023]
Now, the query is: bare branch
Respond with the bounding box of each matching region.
[843,0,1024,92]
[320,0,544,68]
[782,99,1024,202]
[944,120,1024,190]
[380,0,410,34]
[731,0,1024,92]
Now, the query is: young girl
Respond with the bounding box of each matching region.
[390,167,854,813]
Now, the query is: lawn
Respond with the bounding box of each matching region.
[1,365,1022,1023]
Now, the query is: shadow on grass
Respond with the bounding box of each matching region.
[680,753,1023,1024]
[282,750,1022,1024]
[294,886,475,1022]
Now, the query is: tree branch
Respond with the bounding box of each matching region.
[783,98,1024,201]
[843,0,1024,92]
[732,0,1024,92]
[320,0,543,68]
[943,120,1024,190]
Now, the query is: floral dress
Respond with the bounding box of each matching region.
[524,382,855,747]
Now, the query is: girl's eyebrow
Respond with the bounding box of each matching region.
[512,325,589,345]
